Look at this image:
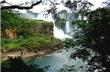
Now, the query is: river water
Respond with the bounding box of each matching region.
[26,48,90,72]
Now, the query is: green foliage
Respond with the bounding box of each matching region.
[1,10,60,50]
[1,34,59,49]
[1,10,53,37]
[70,49,90,61]
[84,8,110,55]
[20,34,59,49]
[64,39,76,48]
[72,20,88,29]
[73,8,110,55]
[69,8,110,71]
[1,10,25,29]
[55,17,66,28]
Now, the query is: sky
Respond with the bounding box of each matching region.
[2,0,107,13]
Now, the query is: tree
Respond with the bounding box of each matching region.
[65,0,93,11]
[64,0,93,20]
[0,0,59,14]
[77,8,110,71]
[0,0,42,10]
[86,8,110,55]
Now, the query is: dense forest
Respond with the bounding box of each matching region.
[70,8,110,72]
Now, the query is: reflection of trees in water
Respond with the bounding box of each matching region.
[1,57,45,72]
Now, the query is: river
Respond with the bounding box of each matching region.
[25,47,90,72]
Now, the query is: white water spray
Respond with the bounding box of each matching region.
[35,13,72,40]
[53,22,72,40]
[65,21,71,34]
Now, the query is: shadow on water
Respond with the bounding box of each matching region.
[1,57,45,72]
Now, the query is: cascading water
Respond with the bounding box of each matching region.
[65,21,71,34]
[53,21,72,40]
[35,13,72,40]
[65,21,75,36]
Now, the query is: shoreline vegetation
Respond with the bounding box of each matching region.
[1,42,63,61]
[1,10,63,61]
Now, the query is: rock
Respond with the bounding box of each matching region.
[38,51,46,55]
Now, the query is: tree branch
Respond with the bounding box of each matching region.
[1,0,42,10]
[0,0,6,4]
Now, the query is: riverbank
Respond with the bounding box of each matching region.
[1,42,64,61]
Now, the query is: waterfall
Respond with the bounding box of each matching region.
[65,21,71,34]
[33,13,73,40]
[53,22,72,40]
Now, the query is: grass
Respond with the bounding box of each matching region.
[1,34,60,50]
